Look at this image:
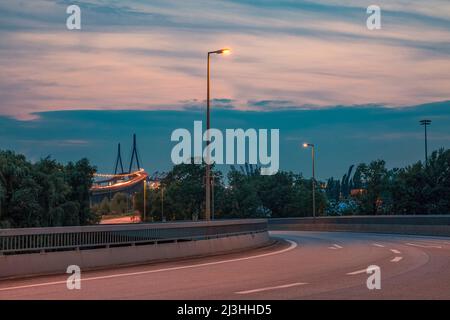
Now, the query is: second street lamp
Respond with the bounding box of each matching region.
[205,48,231,221]
[303,143,316,219]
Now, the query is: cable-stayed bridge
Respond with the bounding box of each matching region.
[90,134,149,202]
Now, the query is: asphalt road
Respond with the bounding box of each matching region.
[1,231,449,299]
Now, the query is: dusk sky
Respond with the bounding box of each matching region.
[0,0,449,179]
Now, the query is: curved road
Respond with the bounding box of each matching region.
[1,231,449,299]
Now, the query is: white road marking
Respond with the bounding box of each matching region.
[0,239,298,292]
[405,243,442,249]
[236,282,307,295]
[346,268,368,275]
[391,256,403,263]
[372,243,385,248]
[390,249,401,254]
[328,246,337,250]
[333,244,343,249]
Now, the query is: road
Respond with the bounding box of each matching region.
[1,231,449,299]
[100,215,141,224]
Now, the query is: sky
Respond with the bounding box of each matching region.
[0,0,449,179]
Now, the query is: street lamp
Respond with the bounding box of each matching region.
[302,143,316,219]
[419,119,431,166]
[205,48,231,221]
[143,179,147,222]
[161,186,165,222]
[211,174,215,220]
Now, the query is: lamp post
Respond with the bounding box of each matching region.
[161,186,165,222]
[420,120,431,166]
[143,179,147,222]
[303,143,316,219]
[205,48,231,221]
[211,174,215,220]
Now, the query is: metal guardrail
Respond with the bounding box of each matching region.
[268,215,450,237]
[269,215,450,226]
[0,219,267,255]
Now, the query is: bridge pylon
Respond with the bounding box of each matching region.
[128,133,141,173]
[114,143,125,175]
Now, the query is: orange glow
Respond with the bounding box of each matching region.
[303,143,308,148]
[91,169,148,192]
[221,48,231,55]
[94,168,145,178]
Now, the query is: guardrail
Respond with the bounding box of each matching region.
[0,219,268,255]
[270,215,450,225]
[269,215,450,237]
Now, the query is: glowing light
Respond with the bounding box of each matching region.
[91,169,148,192]
[221,48,231,55]
[94,168,144,178]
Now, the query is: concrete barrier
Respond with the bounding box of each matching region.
[269,215,450,237]
[0,220,270,279]
[0,232,270,279]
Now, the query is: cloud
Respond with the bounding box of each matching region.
[0,0,449,119]
[1,101,449,178]
[17,139,90,147]
[181,98,237,111]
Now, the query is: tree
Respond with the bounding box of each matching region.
[226,168,264,218]
[223,167,327,218]
[225,167,264,218]
[0,151,41,228]
[97,197,111,215]
[354,160,390,215]
[325,177,341,202]
[424,149,450,214]
[110,192,128,215]
[65,158,99,225]
[134,189,152,221]
[341,165,354,198]
[33,157,78,226]
[391,162,427,214]
[0,151,99,228]
[4,146,450,227]
[161,162,207,220]
[391,149,450,214]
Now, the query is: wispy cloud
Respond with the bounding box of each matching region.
[17,139,90,147]
[1,101,449,178]
[0,0,449,119]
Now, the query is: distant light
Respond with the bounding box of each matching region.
[303,143,308,148]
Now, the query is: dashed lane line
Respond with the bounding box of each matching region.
[346,269,368,275]
[405,243,442,249]
[235,282,308,295]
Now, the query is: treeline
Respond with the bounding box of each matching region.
[92,193,131,216]
[2,147,449,228]
[325,148,450,215]
[0,150,98,228]
[136,148,450,222]
[135,162,327,222]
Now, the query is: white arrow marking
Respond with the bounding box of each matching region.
[391,256,403,263]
